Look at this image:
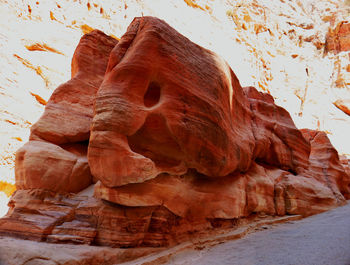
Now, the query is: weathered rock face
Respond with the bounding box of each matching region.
[326,21,350,54]
[15,30,118,193]
[1,17,349,248]
[89,16,256,186]
[0,189,183,247]
[244,86,310,174]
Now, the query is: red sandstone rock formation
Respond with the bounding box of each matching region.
[1,17,349,248]
[89,17,256,186]
[15,30,118,193]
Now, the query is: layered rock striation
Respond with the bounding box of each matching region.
[1,17,349,248]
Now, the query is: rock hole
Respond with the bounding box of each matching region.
[287,168,297,176]
[144,81,161,108]
[59,141,89,157]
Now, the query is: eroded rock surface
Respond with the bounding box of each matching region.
[15,30,118,193]
[1,17,349,249]
[326,21,350,54]
[89,17,256,186]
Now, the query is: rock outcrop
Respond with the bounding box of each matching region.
[0,16,349,248]
[326,21,350,54]
[15,30,118,193]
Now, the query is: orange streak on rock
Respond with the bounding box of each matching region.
[334,100,350,116]
[25,43,64,55]
[30,92,47,105]
[183,0,205,11]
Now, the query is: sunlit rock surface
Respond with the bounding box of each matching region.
[0,17,349,249]
[89,16,256,186]
[0,0,349,219]
[326,21,350,54]
[15,30,117,193]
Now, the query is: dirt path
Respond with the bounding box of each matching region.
[166,202,350,265]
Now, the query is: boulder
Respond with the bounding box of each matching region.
[15,141,91,193]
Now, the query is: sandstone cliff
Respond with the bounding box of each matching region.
[0,1,349,263]
[0,17,349,251]
[1,0,349,216]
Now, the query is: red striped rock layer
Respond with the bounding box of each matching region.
[0,189,180,247]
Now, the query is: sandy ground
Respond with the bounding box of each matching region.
[164,202,350,265]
